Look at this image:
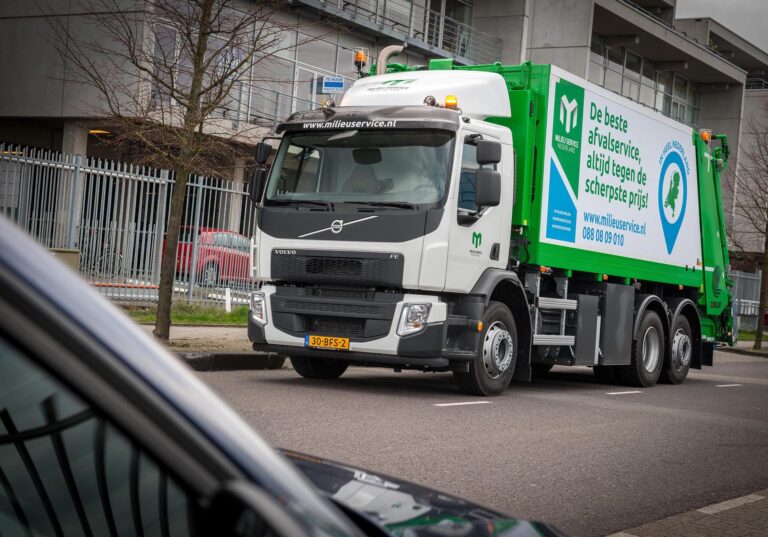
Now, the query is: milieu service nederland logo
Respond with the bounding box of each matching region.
[657,142,688,254]
[559,95,579,134]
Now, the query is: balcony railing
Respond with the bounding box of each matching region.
[292,0,502,64]
[746,77,768,90]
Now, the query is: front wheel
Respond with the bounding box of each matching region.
[453,301,517,396]
[290,356,348,379]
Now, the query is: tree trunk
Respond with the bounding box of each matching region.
[153,167,190,340]
[753,220,768,350]
[153,0,215,341]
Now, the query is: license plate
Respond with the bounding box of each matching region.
[304,335,350,351]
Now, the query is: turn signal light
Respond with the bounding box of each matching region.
[700,129,712,143]
[445,95,459,109]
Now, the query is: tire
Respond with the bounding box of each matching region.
[453,301,517,396]
[617,310,664,387]
[660,315,693,384]
[531,363,554,375]
[265,355,286,370]
[593,365,618,384]
[200,263,219,287]
[290,356,348,379]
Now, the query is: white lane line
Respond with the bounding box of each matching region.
[606,390,643,395]
[716,383,743,387]
[697,493,765,514]
[433,401,492,407]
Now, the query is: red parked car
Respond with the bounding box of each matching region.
[166,227,251,286]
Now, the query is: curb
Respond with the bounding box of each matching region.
[717,346,768,358]
[178,351,286,371]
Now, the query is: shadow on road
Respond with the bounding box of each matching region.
[252,365,640,398]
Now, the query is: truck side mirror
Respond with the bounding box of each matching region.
[249,167,268,206]
[255,142,273,164]
[476,140,501,165]
[475,169,501,207]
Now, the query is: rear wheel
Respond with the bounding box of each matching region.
[617,310,664,387]
[290,356,348,379]
[453,301,517,396]
[200,263,219,287]
[660,316,692,384]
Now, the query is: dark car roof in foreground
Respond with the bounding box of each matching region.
[0,216,357,537]
[283,450,567,537]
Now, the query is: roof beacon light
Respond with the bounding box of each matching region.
[701,129,712,143]
[354,49,367,68]
[444,95,459,110]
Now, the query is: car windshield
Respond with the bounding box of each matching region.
[265,129,455,206]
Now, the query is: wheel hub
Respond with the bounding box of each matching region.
[482,322,514,379]
[672,329,692,369]
[642,326,661,373]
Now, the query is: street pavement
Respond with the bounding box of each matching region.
[197,350,768,537]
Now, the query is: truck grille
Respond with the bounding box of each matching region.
[271,250,403,288]
[309,316,364,337]
[280,300,379,316]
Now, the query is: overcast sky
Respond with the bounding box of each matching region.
[676,0,768,54]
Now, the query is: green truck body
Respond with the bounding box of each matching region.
[428,60,733,344]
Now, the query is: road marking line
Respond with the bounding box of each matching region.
[606,390,642,395]
[697,494,765,514]
[433,401,492,407]
[605,533,639,537]
[716,383,743,387]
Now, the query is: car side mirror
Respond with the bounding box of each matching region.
[255,142,272,164]
[475,169,501,207]
[202,481,307,537]
[476,140,501,165]
[249,167,268,207]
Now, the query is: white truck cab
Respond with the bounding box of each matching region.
[248,69,522,393]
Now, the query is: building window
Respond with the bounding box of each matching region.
[589,33,701,127]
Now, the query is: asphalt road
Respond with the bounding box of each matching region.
[198,351,768,537]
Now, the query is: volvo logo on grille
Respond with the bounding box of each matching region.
[298,215,379,238]
[274,249,297,255]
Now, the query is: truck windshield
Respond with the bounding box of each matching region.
[264,129,454,207]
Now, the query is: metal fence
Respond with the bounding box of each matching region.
[732,269,762,331]
[0,145,259,307]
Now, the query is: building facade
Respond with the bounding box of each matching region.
[0,0,765,254]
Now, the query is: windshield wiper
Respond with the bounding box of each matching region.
[268,199,334,211]
[360,201,418,210]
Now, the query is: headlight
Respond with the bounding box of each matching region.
[250,292,267,325]
[397,303,432,336]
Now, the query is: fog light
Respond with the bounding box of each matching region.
[397,303,431,336]
[250,292,267,325]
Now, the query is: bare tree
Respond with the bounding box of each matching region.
[48,0,303,339]
[730,117,768,349]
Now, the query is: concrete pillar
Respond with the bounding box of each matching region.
[699,84,744,243]
[472,0,530,65]
[526,0,595,78]
[57,121,89,248]
[62,121,88,156]
[223,158,247,233]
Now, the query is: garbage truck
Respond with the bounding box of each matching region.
[246,50,733,395]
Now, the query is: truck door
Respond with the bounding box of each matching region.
[697,137,729,317]
[444,129,511,293]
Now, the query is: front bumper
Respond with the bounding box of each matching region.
[248,285,479,370]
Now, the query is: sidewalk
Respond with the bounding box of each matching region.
[608,490,768,537]
[140,324,250,352]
